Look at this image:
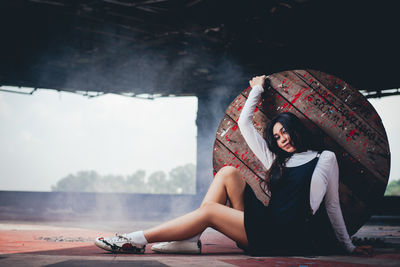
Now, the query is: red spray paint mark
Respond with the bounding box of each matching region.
[346,129,357,142]
[303,106,311,116]
[291,87,307,105]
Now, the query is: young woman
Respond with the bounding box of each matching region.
[95,75,372,256]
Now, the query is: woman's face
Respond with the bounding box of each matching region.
[272,122,296,153]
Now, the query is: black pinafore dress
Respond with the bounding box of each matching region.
[243,153,337,256]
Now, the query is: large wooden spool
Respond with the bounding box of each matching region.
[213,70,390,235]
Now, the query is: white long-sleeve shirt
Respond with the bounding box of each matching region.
[237,84,356,253]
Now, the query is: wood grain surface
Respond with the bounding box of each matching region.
[212,70,390,234]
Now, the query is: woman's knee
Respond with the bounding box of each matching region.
[217,166,239,176]
[199,201,220,223]
[215,166,243,184]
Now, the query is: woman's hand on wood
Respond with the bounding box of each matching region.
[249,75,267,89]
[352,245,374,256]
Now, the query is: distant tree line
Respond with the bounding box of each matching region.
[385,179,400,196]
[51,163,196,194]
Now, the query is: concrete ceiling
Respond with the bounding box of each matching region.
[0,0,399,98]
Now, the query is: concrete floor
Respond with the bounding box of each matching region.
[0,217,399,267]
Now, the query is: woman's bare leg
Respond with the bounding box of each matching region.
[144,166,248,245]
[201,166,246,210]
[144,202,248,246]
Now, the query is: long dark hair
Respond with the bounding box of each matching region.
[260,112,315,193]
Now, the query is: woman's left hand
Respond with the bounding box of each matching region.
[352,245,374,256]
[249,75,267,89]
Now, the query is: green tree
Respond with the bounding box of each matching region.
[385,179,400,196]
[51,163,197,194]
[101,174,126,193]
[51,170,100,192]
[126,170,147,193]
[169,163,196,194]
[147,171,170,194]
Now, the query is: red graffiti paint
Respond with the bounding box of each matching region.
[291,87,307,105]
[225,135,230,142]
[346,129,357,142]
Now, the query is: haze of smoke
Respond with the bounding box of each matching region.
[29,23,248,225]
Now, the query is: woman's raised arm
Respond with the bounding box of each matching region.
[237,76,275,170]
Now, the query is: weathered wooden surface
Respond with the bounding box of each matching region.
[212,70,390,234]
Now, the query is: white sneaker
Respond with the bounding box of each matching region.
[151,240,201,254]
[94,234,146,254]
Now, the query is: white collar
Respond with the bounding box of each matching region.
[285,150,318,167]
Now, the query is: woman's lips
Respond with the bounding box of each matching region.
[283,143,292,149]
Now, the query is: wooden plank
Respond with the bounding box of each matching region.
[213,140,270,205]
[215,114,268,180]
[267,71,389,182]
[213,70,390,235]
[305,69,386,135]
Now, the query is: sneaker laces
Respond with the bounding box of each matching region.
[116,234,130,241]
[100,234,130,249]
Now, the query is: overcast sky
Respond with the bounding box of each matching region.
[0,87,398,192]
[0,88,197,191]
